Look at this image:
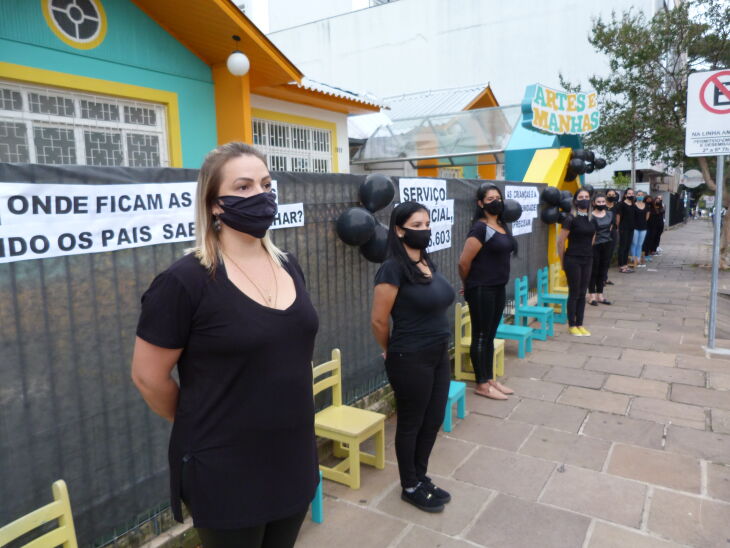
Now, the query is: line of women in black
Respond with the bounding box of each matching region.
[614,189,666,272]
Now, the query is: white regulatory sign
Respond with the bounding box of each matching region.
[685,69,730,157]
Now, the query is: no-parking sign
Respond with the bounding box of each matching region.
[685,69,730,156]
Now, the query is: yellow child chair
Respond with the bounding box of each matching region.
[0,479,78,548]
[549,262,569,295]
[313,348,386,489]
[453,302,505,381]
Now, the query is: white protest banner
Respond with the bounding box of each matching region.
[511,217,533,236]
[0,182,304,263]
[270,180,304,229]
[504,185,539,220]
[399,178,453,252]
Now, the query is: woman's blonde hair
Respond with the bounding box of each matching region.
[189,142,286,272]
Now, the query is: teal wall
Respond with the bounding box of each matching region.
[0,0,217,168]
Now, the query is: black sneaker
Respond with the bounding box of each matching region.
[421,477,451,504]
[401,483,445,513]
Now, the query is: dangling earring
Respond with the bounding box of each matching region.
[214,215,222,232]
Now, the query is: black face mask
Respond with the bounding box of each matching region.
[483,200,504,216]
[401,228,431,250]
[217,192,277,238]
[595,204,607,211]
[626,195,635,202]
[576,199,591,210]
[607,195,616,203]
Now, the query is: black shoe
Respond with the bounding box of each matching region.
[589,300,599,306]
[606,280,614,285]
[401,483,445,513]
[599,300,612,305]
[421,477,451,504]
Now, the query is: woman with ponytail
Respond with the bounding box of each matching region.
[458,183,517,400]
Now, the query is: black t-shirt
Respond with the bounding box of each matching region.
[136,252,319,529]
[633,203,649,230]
[592,211,614,245]
[562,214,596,257]
[464,221,514,289]
[374,258,456,353]
[617,201,635,231]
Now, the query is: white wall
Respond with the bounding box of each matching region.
[250,94,351,172]
[267,0,663,183]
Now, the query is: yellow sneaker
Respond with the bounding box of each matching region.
[578,327,591,336]
[569,326,583,336]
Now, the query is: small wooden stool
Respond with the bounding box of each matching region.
[443,381,466,432]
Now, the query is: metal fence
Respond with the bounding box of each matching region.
[0,164,546,546]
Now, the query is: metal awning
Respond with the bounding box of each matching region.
[351,105,521,168]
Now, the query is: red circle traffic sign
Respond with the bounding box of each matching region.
[699,70,730,114]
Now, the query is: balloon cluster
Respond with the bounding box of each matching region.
[539,187,573,224]
[336,174,395,263]
[565,149,607,181]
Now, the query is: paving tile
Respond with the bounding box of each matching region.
[670,384,730,411]
[528,351,586,368]
[642,365,706,387]
[568,342,623,359]
[622,348,676,367]
[587,521,682,548]
[712,408,730,434]
[647,489,730,548]
[396,525,475,548]
[601,311,644,321]
[676,354,730,374]
[582,411,664,449]
[519,427,610,471]
[425,436,479,478]
[503,361,550,379]
[615,319,660,330]
[607,444,701,493]
[447,412,532,451]
[296,498,406,548]
[530,339,573,353]
[499,377,565,402]
[466,494,590,548]
[629,397,707,430]
[508,399,587,432]
[709,371,730,391]
[543,366,607,389]
[464,389,520,419]
[665,424,730,464]
[454,446,554,500]
[540,465,647,527]
[377,477,492,536]
[603,375,669,399]
[708,463,730,503]
[585,356,644,377]
[324,462,400,505]
[558,387,630,415]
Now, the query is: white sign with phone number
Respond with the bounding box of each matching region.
[399,178,453,253]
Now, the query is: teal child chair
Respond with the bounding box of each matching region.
[311,471,323,523]
[496,316,534,358]
[537,266,568,324]
[443,381,466,432]
[514,275,554,340]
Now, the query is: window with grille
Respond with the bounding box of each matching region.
[0,80,168,167]
[252,118,332,173]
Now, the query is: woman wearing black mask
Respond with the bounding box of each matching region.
[615,188,636,273]
[604,189,620,285]
[458,183,516,400]
[132,143,319,548]
[557,188,596,336]
[588,193,614,306]
[371,201,455,514]
[645,196,666,256]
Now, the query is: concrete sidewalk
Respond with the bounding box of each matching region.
[297,220,730,548]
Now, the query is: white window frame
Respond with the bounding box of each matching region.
[253,118,332,173]
[0,80,169,167]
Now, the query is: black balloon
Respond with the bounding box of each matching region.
[571,149,588,161]
[585,162,595,174]
[336,207,376,246]
[558,211,568,222]
[502,199,523,223]
[585,150,595,163]
[541,206,560,224]
[359,223,388,263]
[359,174,395,213]
[560,190,573,200]
[559,196,574,212]
[583,183,595,196]
[594,157,607,169]
[569,158,587,175]
[541,186,561,206]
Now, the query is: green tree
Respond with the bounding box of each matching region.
[580,0,730,265]
[612,172,631,190]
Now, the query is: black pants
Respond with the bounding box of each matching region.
[196,510,307,548]
[618,228,634,266]
[645,227,663,253]
[604,229,618,283]
[563,255,592,327]
[465,285,506,383]
[589,242,612,294]
[385,342,450,488]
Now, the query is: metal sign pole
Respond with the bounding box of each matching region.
[708,155,725,349]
